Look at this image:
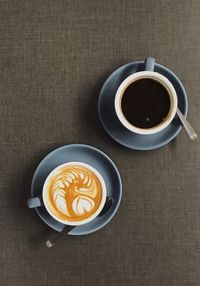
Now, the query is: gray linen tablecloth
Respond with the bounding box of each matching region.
[1,1,200,285]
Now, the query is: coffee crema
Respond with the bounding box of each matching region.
[45,165,103,222]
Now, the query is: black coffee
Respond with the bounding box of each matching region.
[121,78,171,129]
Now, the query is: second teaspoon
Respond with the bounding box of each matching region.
[46,196,113,248]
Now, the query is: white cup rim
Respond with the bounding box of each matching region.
[42,162,107,226]
[114,71,178,135]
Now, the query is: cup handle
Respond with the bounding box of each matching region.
[145,57,155,71]
[27,196,43,208]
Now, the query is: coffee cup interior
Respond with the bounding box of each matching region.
[42,162,107,226]
[114,71,178,135]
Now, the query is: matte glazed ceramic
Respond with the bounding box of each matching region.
[30,144,122,235]
[98,60,188,150]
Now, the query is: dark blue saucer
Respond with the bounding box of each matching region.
[98,61,188,150]
[30,144,122,235]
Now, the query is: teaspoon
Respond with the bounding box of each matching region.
[46,196,113,248]
[176,108,197,140]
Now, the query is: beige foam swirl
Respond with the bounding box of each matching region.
[72,196,95,215]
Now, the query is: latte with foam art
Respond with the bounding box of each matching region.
[44,163,104,223]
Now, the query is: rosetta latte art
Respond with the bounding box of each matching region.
[46,165,103,222]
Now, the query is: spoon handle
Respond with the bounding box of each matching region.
[177,108,197,140]
[46,225,74,248]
